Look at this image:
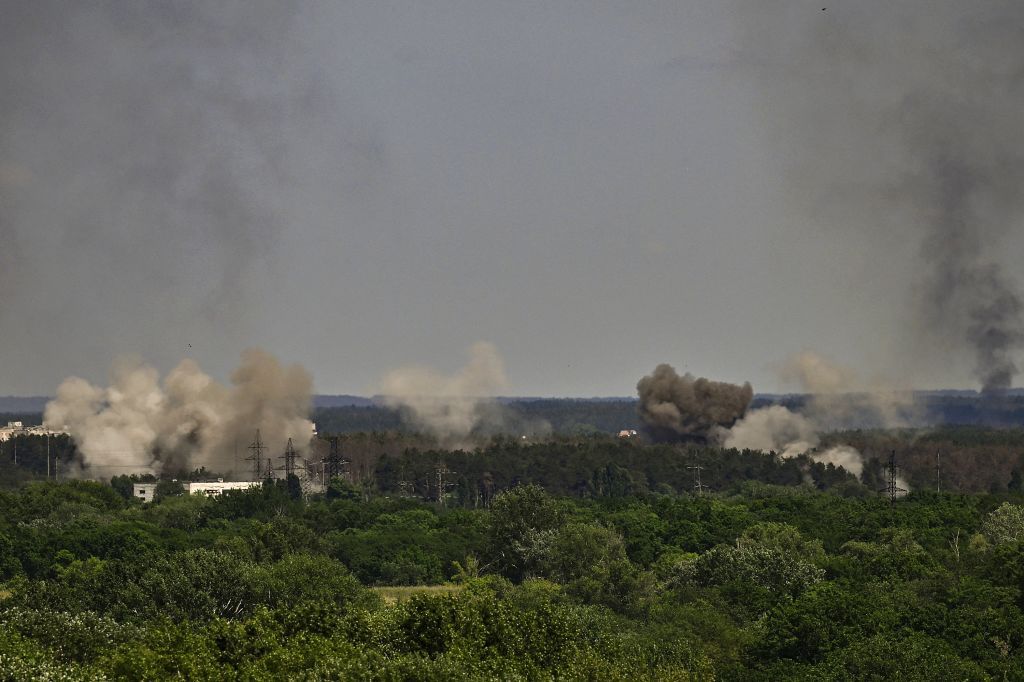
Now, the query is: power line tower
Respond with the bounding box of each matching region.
[435,461,455,507]
[277,438,297,478]
[688,460,706,496]
[246,430,266,480]
[397,465,415,498]
[881,450,906,505]
[323,437,350,483]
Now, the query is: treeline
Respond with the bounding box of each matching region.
[372,440,858,504]
[2,480,1024,677]
[822,428,1024,494]
[4,426,1024,497]
[309,393,1024,436]
[311,399,643,436]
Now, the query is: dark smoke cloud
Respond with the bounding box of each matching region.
[0,2,381,387]
[738,2,1024,393]
[636,364,752,442]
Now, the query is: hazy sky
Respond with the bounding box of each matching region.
[2,2,1022,396]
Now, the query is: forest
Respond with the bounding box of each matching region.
[2,433,1024,678]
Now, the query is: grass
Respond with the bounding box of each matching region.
[372,584,463,605]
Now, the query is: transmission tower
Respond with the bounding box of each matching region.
[323,437,350,483]
[688,460,706,496]
[277,438,297,478]
[435,461,455,507]
[397,465,415,498]
[246,430,266,480]
[881,450,907,505]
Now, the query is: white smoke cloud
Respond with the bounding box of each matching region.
[815,445,864,479]
[719,405,819,459]
[44,349,314,477]
[716,351,896,479]
[379,341,508,445]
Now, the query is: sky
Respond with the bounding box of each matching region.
[2,1,1022,397]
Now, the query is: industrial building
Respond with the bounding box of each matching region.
[131,479,261,503]
[0,421,66,442]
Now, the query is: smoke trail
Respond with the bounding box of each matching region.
[379,342,509,445]
[44,349,313,477]
[636,364,752,442]
[739,2,1024,393]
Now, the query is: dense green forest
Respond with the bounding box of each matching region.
[306,392,1024,435]
[4,421,1024,677]
[3,469,1024,678]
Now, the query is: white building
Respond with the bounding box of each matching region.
[132,479,261,503]
[0,421,67,442]
[184,480,261,497]
[132,483,156,503]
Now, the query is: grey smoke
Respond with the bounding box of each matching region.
[721,405,818,459]
[740,2,1024,393]
[0,3,380,387]
[636,364,752,442]
[719,352,903,479]
[781,350,920,430]
[379,342,510,446]
[44,349,314,477]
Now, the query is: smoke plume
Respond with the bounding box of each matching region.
[636,364,752,442]
[379,342,509,445]
[720,405,818,459]
[718,352,903,478]
[740,2,1024,393]
[0,3,381,393]
[782,351,920,430]
[44,349,313,477]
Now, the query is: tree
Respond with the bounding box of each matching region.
[153,479,185,503]
[487,484,563,581]
[981,502,1024,545]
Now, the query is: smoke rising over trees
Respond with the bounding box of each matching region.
[636,364,752,442]
[379,342,510,445]
[44,348,313,477]
[741,1,1024,393]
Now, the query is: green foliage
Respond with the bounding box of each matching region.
[152,479,184,502]
[2,471,1024,678]
[982,502,1024,544]
[486,484,564,581]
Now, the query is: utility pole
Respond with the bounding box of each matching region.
[936,450,941,493]
[46,434,50,480]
